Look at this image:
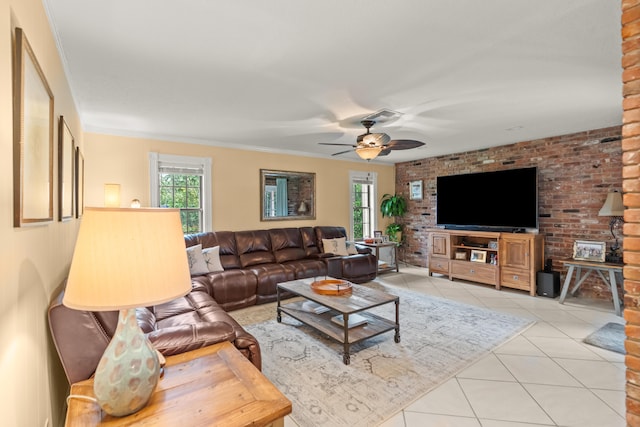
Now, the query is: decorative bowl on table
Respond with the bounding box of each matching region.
[310,279,353,296]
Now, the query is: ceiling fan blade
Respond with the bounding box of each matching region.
[331,149,354,156]
[377,148,392,156]
[319,142,357,147]
[386,139,425,150]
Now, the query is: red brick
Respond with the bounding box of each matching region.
[627,165,640,180]
[625,123,640,138]
[628,411,640,427]
[625,96,640,111]
[623,21,640,41]
[628,193,640,208]
[626,308,640,325]
[627,80,640,97]
[627,109,640,125]
[625,0,640,11]
[630,383,640,402]
[627,223,640,236]
[624,38,640,56]
[624,5,640,25]
[626,251,640,265]
[625,50,640,70]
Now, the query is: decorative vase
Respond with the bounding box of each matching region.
[93,308,160,417]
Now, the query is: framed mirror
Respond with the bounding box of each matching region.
[261,169,315,221]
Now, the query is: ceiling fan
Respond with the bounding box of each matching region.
[319,119,425,161]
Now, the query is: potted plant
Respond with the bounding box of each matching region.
[380,193,408,243]
[385,222,403,243]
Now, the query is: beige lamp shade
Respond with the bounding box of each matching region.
[63,207,191,310]
[356,146,383,160]
[598,191,624,216]
[104,184,121,207]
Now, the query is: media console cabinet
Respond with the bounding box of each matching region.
[427,229,544,296]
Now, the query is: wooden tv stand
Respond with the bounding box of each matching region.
[427,229,544,296]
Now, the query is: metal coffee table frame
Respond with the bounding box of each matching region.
[276,278,400,365]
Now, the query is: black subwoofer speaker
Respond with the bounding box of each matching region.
[536,271,560,298]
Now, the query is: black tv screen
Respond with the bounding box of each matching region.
[436,167,538,231]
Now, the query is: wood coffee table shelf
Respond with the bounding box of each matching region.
[277,278,400,364]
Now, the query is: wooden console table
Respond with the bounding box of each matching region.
[65,341,291,426]
[559,259,624,316]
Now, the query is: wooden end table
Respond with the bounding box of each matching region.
[65,341,292,426]
[358,241,399,273]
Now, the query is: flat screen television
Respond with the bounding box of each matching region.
[436,167,538,231]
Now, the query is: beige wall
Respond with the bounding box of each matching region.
[1,0,83,426]
[0,2,394,425]
[84,133,396,232]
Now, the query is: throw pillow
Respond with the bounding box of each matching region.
[346,240,359,255]
[186,244,209,276]
[202,246,224,272]
[322,237,349,256]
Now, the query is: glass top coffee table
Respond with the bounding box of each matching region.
[276,277,400,365]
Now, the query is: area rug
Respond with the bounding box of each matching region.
[583,322,626,354]
[241,287,534,427]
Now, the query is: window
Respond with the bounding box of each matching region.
[149,153,212,233]
[350,171,377,240]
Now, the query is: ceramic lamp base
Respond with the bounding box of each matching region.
[93,308,160,417]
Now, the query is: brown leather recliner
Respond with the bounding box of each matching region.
[314,226,378,283]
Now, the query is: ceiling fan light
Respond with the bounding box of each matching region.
[362,133,391,145]
[356,146,383,160]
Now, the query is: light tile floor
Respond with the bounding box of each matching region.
[285,265,626,427]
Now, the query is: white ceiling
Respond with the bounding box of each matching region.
[43,0,622,164]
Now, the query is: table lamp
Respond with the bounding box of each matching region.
[63,207,191,416]
[598,190,624,263]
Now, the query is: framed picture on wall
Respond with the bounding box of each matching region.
[409,180,422,200]
[58,116,75,221]
[13,28,54,227]
[75,147,84,218]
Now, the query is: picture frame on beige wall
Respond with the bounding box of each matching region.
[58,116,75,221]
[75,147,84,218]
[12,27,54,227]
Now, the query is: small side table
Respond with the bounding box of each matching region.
[65,341,292,426]
[359,242,399,274]
[559,259,624,316]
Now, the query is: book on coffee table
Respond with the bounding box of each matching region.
[301,300,330,314]
[330,313,368,328]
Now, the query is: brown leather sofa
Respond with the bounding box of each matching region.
[48,225,376,385]
[186,226,378,309]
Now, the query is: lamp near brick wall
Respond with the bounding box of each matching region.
[599,190,624,263]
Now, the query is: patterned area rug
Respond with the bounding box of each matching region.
[236,286,534,427]
[583,322,626,354]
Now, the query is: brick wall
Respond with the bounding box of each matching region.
[395,125,621,300]
[623,0,640,425]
